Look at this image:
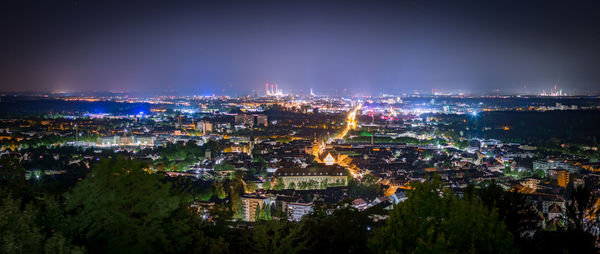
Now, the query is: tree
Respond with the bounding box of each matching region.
[214,162,235,171]
[0,157,31,200]
[0,191,83,254]
[422,149,434,159]
[171,177,199,202]
[288,182,296,190]
[455,140,469,150]
[477,181,540,240]
[565,186,600,232]
[531,186,600,254]
[213,182,227,199]
[204,140,223,155]
[254,205,262,222]
[274,178,285,190]
[256,204,272,222]
[64,158,194,254]
[0,195,43,254]
[43,233,85,254]
[361,173,378,185]
[229,186,244,220]
[249,167,257,177]
[229,107,243,114]
[198,187,214,201]
[245,181,257,193]
[522,186,599,254]
[263,179,272,190]
[319,179,328,189]
[252,221,307,254]
[369,176,516,254]
[348,177,382,201]
[301,205,375,253]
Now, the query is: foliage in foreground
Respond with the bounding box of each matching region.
[370,177,516,254]
[1,157,600,253]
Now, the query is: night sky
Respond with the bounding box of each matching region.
[1,0,599,95]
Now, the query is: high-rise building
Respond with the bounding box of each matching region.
[558,170,570,188]
[197,120,213,135]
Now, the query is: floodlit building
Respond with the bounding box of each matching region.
[96,135,155,147]
[273,165,348,190]
[323,153,336,166]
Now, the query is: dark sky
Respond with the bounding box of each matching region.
[1,0,599,95]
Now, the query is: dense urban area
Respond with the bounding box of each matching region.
[2,90,600,253]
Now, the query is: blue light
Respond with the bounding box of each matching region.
[471,111,478,117]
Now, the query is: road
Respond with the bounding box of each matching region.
[335,104,361,140]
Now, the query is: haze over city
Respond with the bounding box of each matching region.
[2,0,600,95]
[2,1,600,254]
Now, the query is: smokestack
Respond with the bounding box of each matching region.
[265,83,269,95]
[276,83,279,94]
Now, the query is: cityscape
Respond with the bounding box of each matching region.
[2,0,600,254]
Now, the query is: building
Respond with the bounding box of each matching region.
[573,175,585,189]
[557,170,570,188]
[96,135,155,147]
[234,114,254,127]
[287,202,313,221]
[547,204,562,222]
[273,165,348,190]
[197,120,213,135]
[223,144,252,154]
[241,195,268,222]
[255,114,268,127]
[534,159,580,175]
[521,178,541,191]
[352,198,369,211]
[323,153,336,166]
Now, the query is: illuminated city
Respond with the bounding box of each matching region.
[1,0,600,253]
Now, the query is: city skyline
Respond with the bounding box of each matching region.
[1,0,600,94]
[3,1,600,253]
[0,82,594,98]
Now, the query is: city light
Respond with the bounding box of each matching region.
[2,0,599,252]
